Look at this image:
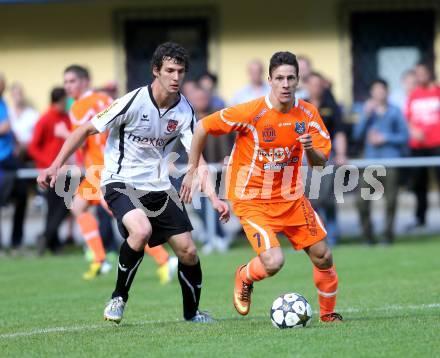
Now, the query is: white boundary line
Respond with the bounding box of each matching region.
[1,303,439,339]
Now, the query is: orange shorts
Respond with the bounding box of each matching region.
[232,196,327,255]
[77,178,102,206]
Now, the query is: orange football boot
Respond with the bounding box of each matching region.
[320,312,343,323]
[233,265,253,316]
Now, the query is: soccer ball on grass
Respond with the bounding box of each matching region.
[270,292,312,329]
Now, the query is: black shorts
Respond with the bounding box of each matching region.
[103,182,193,247]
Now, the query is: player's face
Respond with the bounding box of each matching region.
[269,64,299,104]
[154,59,186,94]
[64,71,89,100]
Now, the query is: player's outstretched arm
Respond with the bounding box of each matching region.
[37,122,98,189]
[180,122,208,204]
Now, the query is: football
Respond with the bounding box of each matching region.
[270,292,312,329]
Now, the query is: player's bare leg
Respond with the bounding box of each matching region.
[234,247,284,315]
[104,209,151,324]
[168,232,213,323]
[304,239,343,322]
[71,196,110,280]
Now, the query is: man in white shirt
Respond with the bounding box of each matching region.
[38,42,229,324]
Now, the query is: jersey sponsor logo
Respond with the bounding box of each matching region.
[127,133,166,147]
[258,145,297,162]
[262,126,276,142]
[253,108,267,123]
[262,157,298,171]
[166,119,178,133]
[295,121,306,134]
[141,114,149,121]
[96,100,118,119]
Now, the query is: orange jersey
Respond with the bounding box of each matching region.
[70,90,112,168]
[202,96,331,204]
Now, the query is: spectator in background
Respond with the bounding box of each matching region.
[296,55,313,99]
[0,73,28,253]
[405,62,440,230]
[182,79,197,100]
[390,69,417,112]
[297,55,337,104]
[305,72,347,246]
[353,79,409,244]
[230,59,270,105]
[96,81,118,100]
[28,87,71,254]
[9,82,39,160]
[197,72,226,112]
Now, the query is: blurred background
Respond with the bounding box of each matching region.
[0,0,439,256]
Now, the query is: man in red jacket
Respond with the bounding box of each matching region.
[29,87,71,253]
[405,62,440,228]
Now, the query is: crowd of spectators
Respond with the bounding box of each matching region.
[0,56,439,255]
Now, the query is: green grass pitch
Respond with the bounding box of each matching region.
[1,237,439,357]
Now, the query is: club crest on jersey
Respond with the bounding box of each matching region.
[262,126,276,142]
[295,121,306,134]
[166,119,178,133]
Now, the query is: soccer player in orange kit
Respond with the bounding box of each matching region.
[181,51,343,322]
[64,65,176,282]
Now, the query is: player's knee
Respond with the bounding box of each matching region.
[262,255,284,276]
[313,249,333,269]
[128,225,152,250]
[177,244,198,265]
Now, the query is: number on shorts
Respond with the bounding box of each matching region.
[253,232,261,247]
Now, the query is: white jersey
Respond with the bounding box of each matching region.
[91,85,196,191]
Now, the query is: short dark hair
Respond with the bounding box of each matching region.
[269,51,299,77]
[51,87,66,103]
[369,78,388,90]
[150,42,189,74]
[64,65,90,80]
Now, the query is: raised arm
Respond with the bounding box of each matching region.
[37,121,98,189]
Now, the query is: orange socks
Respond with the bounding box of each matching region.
[240,256,270,284]
[77,212,106,263]
[313,265,338,316]
[144,245,169,266]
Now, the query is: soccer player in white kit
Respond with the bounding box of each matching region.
[38,42,229,324]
